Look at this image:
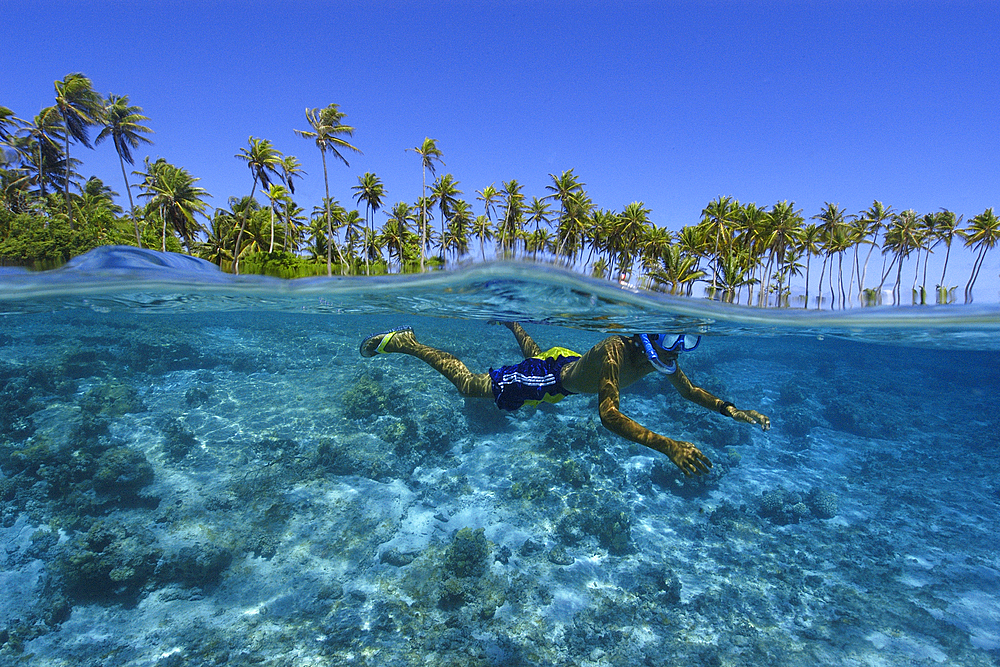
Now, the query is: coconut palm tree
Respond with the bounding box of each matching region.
[95,94,153,245]
[700,196,739,294]
[497,179,525,258]
[526,197,552,257]
[136,158,210,251]
[472,214,493,261]
[962,208,1000,303]
[54,73,103,225]
[856,201,894,303]
[382,201,418,272]
[812,202,846,308]
[444,199,473,262]
[233,137,283,272]
[881,209,921,305]
[761,202,803,306]
[0,106,19,144]
[545,169,584,257]
[554,191,593,265]
[407,138,444,271]
[476,183,500,223]
[295,104,362,275]
[281,201,307,253]
[430,174,461,258]
[17,106,65,199]
[353,172,386,275]
[614,201,652,280]
[797,223,822,308]
[263,183,291,253]
[933,209,962,303]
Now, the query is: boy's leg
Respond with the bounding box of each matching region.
[503,322,542,358]
[362,328,493,398]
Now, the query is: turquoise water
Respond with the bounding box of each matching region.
[1,247,999,666]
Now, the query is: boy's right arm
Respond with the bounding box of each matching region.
[596,338,712,476]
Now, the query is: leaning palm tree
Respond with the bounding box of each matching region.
[295,104,362,275]
[54,73,103,226]
[407,138,444,271]
[95,94,153,245]
[797,223,822,308]
[962,208,1000,303]
[933,209,962,303]
[352,172,386,275]
[881,210,921,305]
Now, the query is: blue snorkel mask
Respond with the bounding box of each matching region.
[637,333,701,375]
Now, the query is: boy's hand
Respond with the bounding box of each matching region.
[732,409,770,431]
[669,440,713,476]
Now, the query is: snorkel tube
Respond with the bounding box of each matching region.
[637,333,701,375]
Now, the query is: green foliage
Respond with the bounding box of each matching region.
[239,250,330,278]
[0,210,137,267]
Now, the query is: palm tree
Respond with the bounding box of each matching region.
[16,107,66,200]
[0,106,19,144]
[407,138,444,270]
[136,158,210,251]
[933,209,962,303]
[881,209,921,305]
[95,94,153,245]
[614,201,652,280]
[281,201,307,253]
[54,73,103,225]
[233,137,282,273]
[353,172,386,275]
[700,196,739,294]
[430,173,461,259]
[962,208,1000,303]
[813,202,846,308]
[263,183,291,252]
[382,201,417,272]
[295,104,362,275]
[797,223,822,308]
[555,191,593,265]
[545,169,584,258]
[444,199,473,262]
[761,202,803,306]
[198,209,235,268]
[476,183,500,223]
[856,201,894,302]
[472,214,493,261]
[497,179,525,258]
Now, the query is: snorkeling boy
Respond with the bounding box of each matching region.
[360,322,770,476]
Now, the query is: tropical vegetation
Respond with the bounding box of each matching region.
[2,73,998,307]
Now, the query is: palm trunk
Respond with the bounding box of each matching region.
[64,130,73,228]
[117,148,141,246]
[268,202,275,253]
[233,180,256,274]
[419,167,426,272]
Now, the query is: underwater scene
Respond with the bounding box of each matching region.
[1,247,999,667]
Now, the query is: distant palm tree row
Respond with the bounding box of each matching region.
[2,74,998,307]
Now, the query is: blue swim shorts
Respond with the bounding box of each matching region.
[489,348,581,411]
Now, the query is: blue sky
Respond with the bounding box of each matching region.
[3,1,999,294]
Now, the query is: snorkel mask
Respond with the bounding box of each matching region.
[637,333,701,375]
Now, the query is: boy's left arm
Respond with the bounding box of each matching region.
[666,368,771,431]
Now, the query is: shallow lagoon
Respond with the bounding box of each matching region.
[1,248,999,666]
